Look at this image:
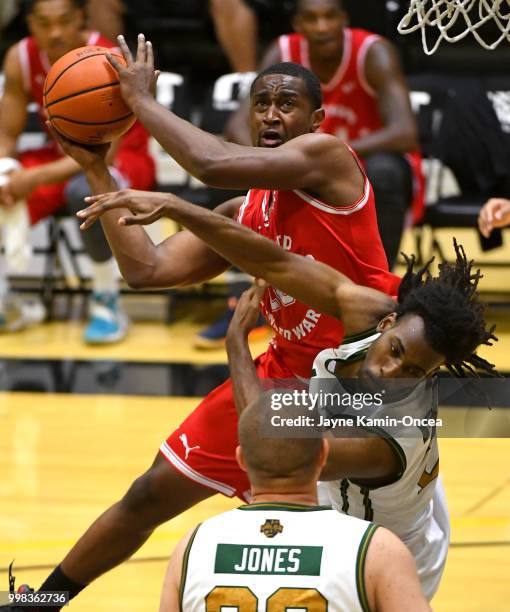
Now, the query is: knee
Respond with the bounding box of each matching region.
[120,467,163,515]
[64,174,91,213]
[364,152,411,194]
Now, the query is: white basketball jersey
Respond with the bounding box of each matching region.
[311,331,450,600]
[180,502,378,612]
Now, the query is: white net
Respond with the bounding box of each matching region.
[398,0,510,54]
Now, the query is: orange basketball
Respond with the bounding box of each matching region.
[43,46,136,145]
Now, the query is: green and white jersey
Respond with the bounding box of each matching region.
[179,503,378,612]
[311,330,449,600]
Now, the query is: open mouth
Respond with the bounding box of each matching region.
[260,130,283,147]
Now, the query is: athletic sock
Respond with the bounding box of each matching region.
[0,252,10,312]
[39,565,86,603]
[91,258,118,295]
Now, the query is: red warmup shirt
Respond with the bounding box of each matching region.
[279,28,425,223]
[238,152,401,378]
[17,31,154,187]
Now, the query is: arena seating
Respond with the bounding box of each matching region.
[408,73,510,263]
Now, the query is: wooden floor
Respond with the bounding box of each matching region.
[0,391,509,611]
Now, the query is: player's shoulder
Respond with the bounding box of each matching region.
[2,41,24,80]
[366,524,414,568]
[286,132,350,157]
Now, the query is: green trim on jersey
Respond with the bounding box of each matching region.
[349,427,407,490]
[179,523,202,612]
[356,523,379,612]
[342,328,378,345]
[238,502,332,512]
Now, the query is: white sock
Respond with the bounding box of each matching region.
[91,258,118,295]
[0,252,10,312]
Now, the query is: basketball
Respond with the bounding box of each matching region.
[43,46,136,145]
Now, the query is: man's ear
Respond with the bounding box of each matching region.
[311,108,325,132]
[377,312,397,333]
[236,446,247,473]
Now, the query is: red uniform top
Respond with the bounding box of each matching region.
[279,28,425,223]
[238,154,400,378]
[17,31,154,189]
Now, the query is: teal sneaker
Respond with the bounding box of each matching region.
[84,292,129,344]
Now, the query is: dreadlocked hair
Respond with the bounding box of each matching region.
[396,239,499,377]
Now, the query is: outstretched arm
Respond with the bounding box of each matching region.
[108,34,342,192]
[79,189,396,332]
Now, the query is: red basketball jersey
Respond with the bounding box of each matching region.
[238,156,400,378]
[278,28,425,223]
[17,32,152,163]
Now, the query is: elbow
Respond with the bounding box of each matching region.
[123,267,158,290]
[400,121,420,152]
[194,155,229,187]
[124,275,150,290]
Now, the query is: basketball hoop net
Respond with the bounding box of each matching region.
[398,0,510,54]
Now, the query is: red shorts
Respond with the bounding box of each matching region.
[20,147,67,224]
[160,345,297,502]
[19,145,155,225]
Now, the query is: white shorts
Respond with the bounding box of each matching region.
[403,476,450,600]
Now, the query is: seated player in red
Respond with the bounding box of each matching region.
[0,0,155,342]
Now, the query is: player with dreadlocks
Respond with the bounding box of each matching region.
[74,187,498,599]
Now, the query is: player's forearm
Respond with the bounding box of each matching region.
[226,331,261,414]
[0,131,19,159]
[164,197,346,318]
[131,96,239,183]
[84,163,161,287]
[350,124,418,157]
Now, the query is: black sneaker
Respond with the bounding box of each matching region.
[0,562,33,611]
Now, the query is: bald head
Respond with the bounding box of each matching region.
[238,392,325,488]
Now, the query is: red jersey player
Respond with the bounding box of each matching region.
[228,0,423,269]
[24,37,399,608]
[0,0,155,342]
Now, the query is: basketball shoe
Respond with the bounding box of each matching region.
[84,291,129,344]
[0,562,34,611]
[0,295,46,333]
[193,298,268,350]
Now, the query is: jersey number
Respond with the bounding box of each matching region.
[268,287,296,311]
[206,586,327,611]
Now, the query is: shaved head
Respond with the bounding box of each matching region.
[238,392,323,488]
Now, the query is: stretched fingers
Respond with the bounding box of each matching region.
[116,35,133,64]
[147,40,154,71]
[120,204,165,226]
[76,196,119,228]
[136,33,147,63]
